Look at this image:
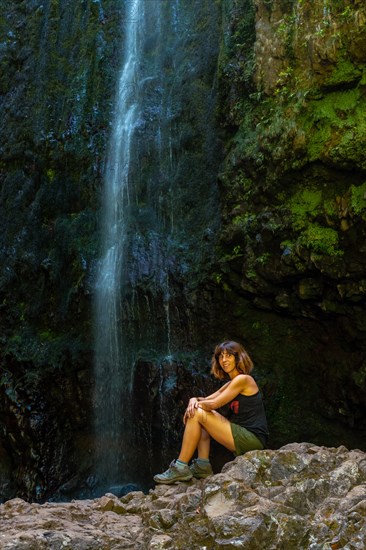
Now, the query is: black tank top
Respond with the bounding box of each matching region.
[227,392,269,447]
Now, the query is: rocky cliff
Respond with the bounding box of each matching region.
[214,0,366,449]
[0,0,122,501]
[0,444,365,549]
[0,0,366,502]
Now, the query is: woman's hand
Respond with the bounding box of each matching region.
[183,397,199,424]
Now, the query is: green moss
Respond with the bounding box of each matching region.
[288,188,323,229]
[323,197,337,219]
[314,88,359,117]
[350,181,366,217]
[331,114,366,168]
[46,168,56,182]
[302,88,364,163]
[326,58,362,87]
[360,70,366,86]
[305,126,330,161]
[255,253,271,266]
[285,187,343,256]
[298,224,342,256]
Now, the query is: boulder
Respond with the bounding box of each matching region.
[0,443,365,549]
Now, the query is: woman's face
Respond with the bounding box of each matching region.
[218,350,236,374]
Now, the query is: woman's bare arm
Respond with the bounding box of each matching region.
[197,382,230,401]
[198,375,257,411]
[183,382,230,423]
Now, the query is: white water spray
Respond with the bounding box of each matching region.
[94,0,144,491]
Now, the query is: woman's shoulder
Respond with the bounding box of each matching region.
[234,374,259,393]
[234,373,254,382]
[230,373,252,387]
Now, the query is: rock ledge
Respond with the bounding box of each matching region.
[0,443,365,549]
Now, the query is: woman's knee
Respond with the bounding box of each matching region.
[196,408,214,426]
[185,408,207,425]
[186,408,217,428]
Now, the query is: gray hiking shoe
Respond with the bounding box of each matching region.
[153,460,193,484]
[189,459,213,479]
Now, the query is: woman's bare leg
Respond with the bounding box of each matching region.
[197,428,210,459]
[178,408,235,463]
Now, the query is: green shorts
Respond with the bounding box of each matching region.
[230,422,264,456]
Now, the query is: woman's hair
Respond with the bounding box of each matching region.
[211,340,253,379]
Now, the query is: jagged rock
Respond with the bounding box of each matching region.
[0,444,365,549]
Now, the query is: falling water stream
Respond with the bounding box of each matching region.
[94,0,221,492]
[94,0,145,493]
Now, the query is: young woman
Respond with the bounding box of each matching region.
[154,340,269,484]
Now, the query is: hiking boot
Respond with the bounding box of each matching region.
[153,460,193,484]
[189,459,213,479]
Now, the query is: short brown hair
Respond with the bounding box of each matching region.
[211,340,254,380]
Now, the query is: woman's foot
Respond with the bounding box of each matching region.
[189,458,213,479]
[153,460,193,484]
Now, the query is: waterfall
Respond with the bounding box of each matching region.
[94,0,144,492]
[93,0,221,492]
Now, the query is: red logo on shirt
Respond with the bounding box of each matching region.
[230,400,239,415]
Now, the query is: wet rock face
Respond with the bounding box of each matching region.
[0,444,365,549]
[218,0,366,314]
[254,0,366,95]
[215,0,366,451]
[0,355,94,503]
[0,0,121,500]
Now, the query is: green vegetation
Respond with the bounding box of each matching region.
[303,88,363,163]
[288,189,323,229]
[298,225,341,256]
[326,58,362,87]
[350,181,366,218]
[285,188,342,256]
[217,0,366,291]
